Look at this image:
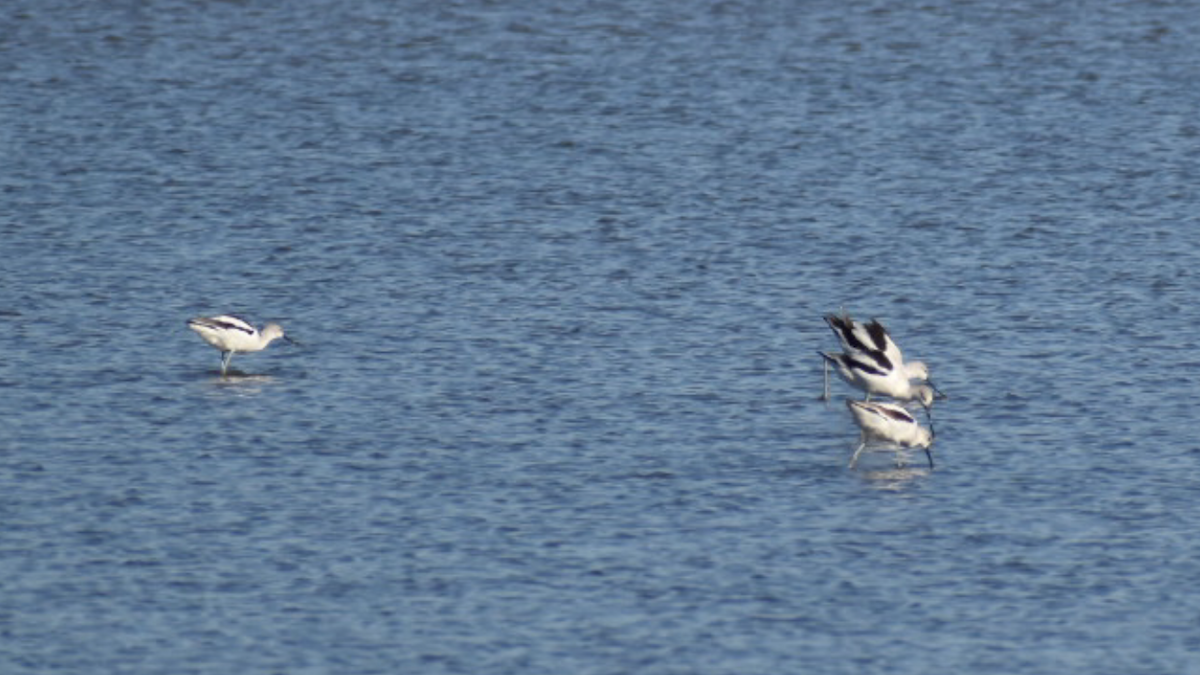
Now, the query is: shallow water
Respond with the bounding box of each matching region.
[4,1,1200,673]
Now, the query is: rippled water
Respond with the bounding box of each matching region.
[5,1,1200,673]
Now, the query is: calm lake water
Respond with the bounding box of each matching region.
[4,1,1200,673]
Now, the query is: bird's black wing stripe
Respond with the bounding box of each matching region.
[878,406,916,424]
[825,314,869,353]
[190,317,255,334]
[845,354,887,377]
[865,320,890,353]
[862,348,892,372]
[213,319,254,334]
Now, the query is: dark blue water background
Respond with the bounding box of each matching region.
[4,1,1200,673]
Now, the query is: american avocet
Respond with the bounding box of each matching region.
[825,312,926,379]
[819,351,939,410]
[845,399,934,468]
[187,315,295,376]
[824,312,931,383]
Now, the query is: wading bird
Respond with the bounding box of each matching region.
[845,399,934,469]
[187,315,294,376]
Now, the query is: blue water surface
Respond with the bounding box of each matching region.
[4,1,1200,673]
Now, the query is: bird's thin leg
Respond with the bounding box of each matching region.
[822,360,830,400]
[221,351,233,376]
[848,441,867,468]
[923,448,934,469]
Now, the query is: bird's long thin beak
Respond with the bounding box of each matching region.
[929,380,948,400]
[284,335,300,346]
[923,447,934,469]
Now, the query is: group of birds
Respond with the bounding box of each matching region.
[184,311,944,470]
[818,311,944,469]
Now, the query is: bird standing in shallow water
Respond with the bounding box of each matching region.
[845,399,934,469]
[819,311,943,410]
[187,315,294,376]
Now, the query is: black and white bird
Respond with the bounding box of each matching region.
[824,312,930,383]
[186,315,294,376]
[845,399,934,469]
[819,312,941,408]
[819,350,939,408]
